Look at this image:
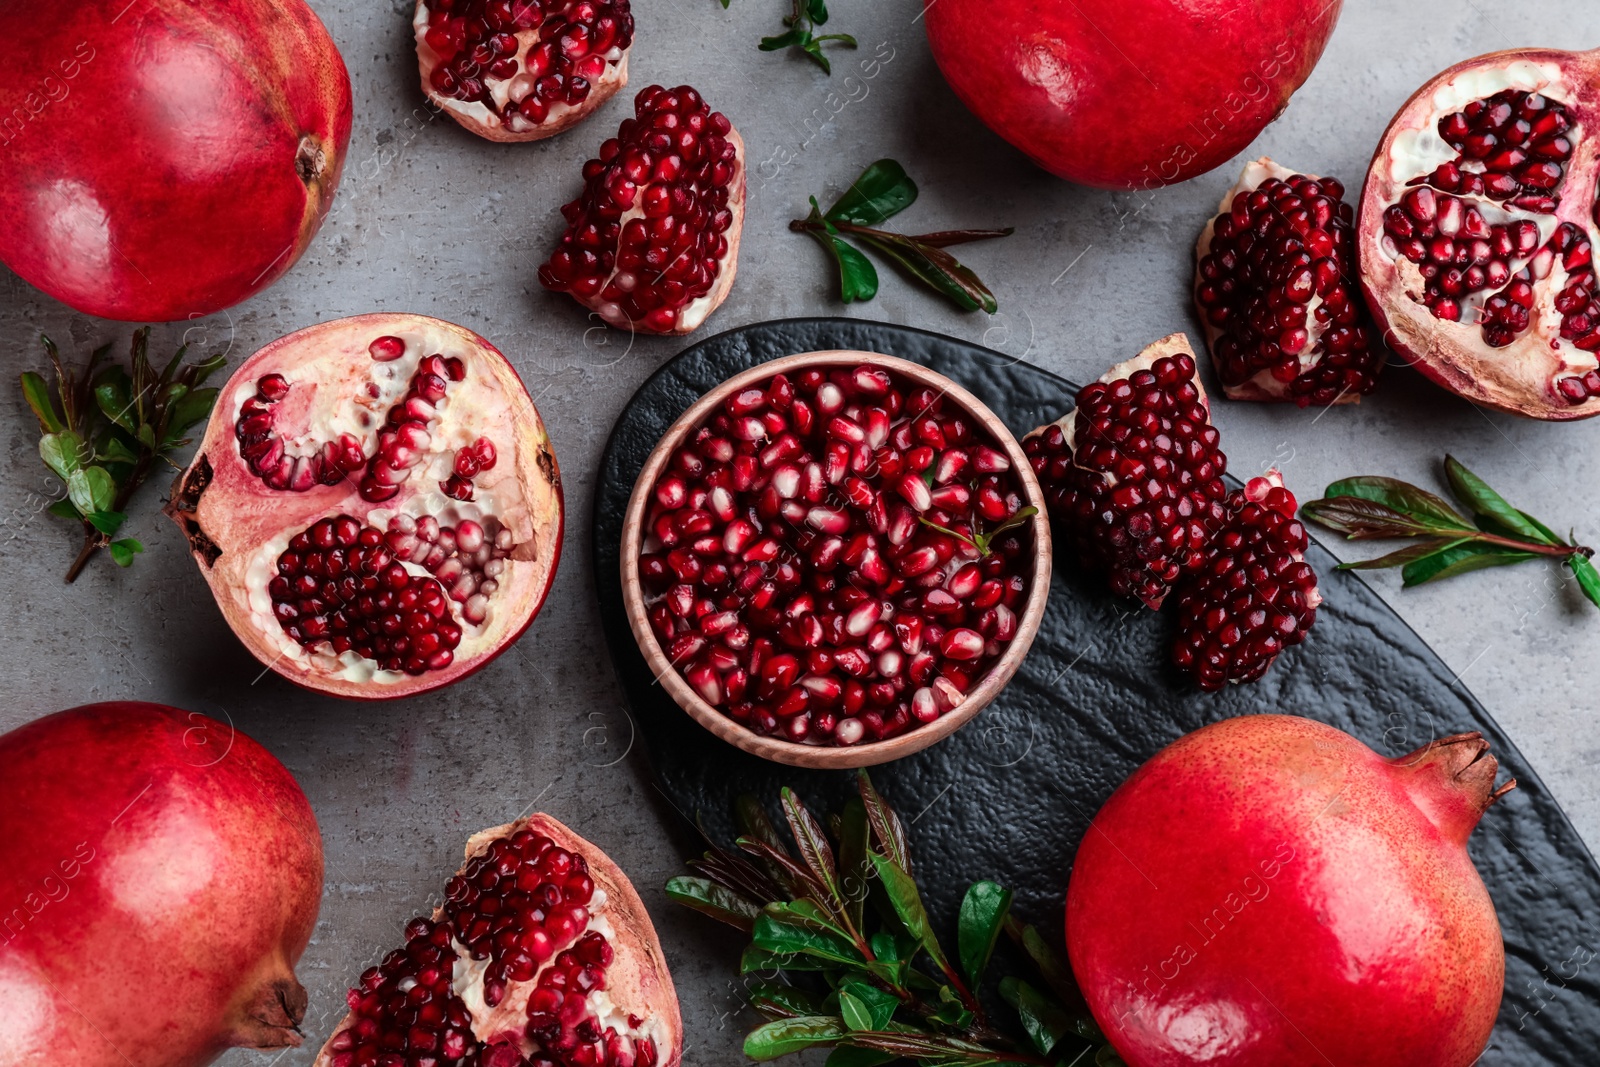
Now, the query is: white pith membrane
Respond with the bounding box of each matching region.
[412,0,632,143]
[169,315,562,698]
[1359,51,1600,419]
[313,815,681,1067]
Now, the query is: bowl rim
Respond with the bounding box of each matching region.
[620,349,1052,768]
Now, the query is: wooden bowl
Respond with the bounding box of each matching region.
[620,350,1052,768]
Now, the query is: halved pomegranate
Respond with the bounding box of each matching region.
[414,0,632,142]
[313,814,682,1067]
[1023,334,1228,610]
[1195,159,1384,405]
[1359,48,1600,419]
[167,314,563,700]
[539,85,745,336]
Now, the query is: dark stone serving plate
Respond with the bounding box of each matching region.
[592,317,1600,1065]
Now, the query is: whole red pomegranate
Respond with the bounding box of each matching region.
[314,814,682,1067]
[1358,48,1600,419]
[0,703,323,1067]
[1067,714,1511,1066]
[0,0,352,322]
[921,0,1343,189]
[166,314,564,700]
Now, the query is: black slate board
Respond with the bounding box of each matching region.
[593,317,1600,1065]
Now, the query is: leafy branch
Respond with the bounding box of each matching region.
[922,507,1039,559]
[1301,455,1599,608]
[791,160,1014,313]
[666,772,1123,1066]
[744,0,857,74]
[21,329,225,582]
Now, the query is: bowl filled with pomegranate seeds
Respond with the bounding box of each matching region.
[621,352,1051,768]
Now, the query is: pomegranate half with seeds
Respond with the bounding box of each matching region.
[313,814,681,1067]
[1195,159,1384,405]
[414,0,632,142]
[540,84,745,336]
[624,353,1050,764]
[1359,48,1600,419]
[167,314,563,699]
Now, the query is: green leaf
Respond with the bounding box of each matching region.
[830,238,879,302]
[1320,475,1468,529]
[925,984,974,1029]
[781,787,846,919]
[837,797,872,934]
[40,431,86,480]
[1444,455,1552,543]
[93,365,136,431]
[108,539,143,567]
[1400,541,1537,587]
[807,0,828,23]
[99,435,141,466]
[752,902,866,968]
[999,978,1073,1057]
[838,991,874,1032]
[759,27,807,50]
[853,232,998,313]
[136,422,157,450]
[744,1016,847,1061]
[165,386,219,439]
[1337,537,1470,571]
[1300,495,1441,540]
[67,467,116,516]
[1005,918,1100,1036]
[868,855,949,972]
[957,881,1012,985]
[1571,554,1600,610]
[748,982,823,1017]
[741,944,832,973]
[801,39,833,75]
[838,980,898,1031]
[824,1046,896,1067]
[86,510,126,536]
[857,772,912,874]
[21,371,63,433]
[826,160,918,227]
[665,875,763,930]
[47,499,81,521]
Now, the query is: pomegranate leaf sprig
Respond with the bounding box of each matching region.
[1301,455,1600,608]
[666,772,1121,1066]
[21,328,224,582]
[791,159,1014,313]
[736,0,856,74]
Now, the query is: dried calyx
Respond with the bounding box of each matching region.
[168,314,563,699]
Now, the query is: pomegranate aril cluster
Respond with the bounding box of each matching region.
[323,917,475,1067]
[1414,90,1573,212]
[1023,352,1226,610]
[640,364,1033,747]
[1171,478,1318,691]
[422,0,633,130]
[540,85,736,334]
[1196,173,1382,403]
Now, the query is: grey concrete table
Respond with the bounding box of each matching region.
[1,1,1596,1063]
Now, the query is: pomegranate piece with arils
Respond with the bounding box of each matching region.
[414,0,633,142]
[1194,159,1384,405]
[540,85,745,336]
[638,362,1038,747]
[1023,335,1228,610]
[313,815,682,1067]
[1068,715,1512,1066]
[167,314,564,700]
[1170,470,1320,690]
[1359,47,1600,420]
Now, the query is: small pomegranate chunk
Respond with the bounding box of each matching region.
[168,314,564,699]
[1195,158,1383,405]
[1024,334,1227,610]
[637,361,1039,746]
[540,84,745,336]
[413,0,634,142]
[314,815,681,1067]
[1359,49,1600,419]
[1169,471,1321,690]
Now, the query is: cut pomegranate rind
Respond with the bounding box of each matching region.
[1170,469,1321,691]
[1195,158,1384,405]
[313,814,682,1067]
[1024,334,1229,610]
[413,0,632,143]
[168,314,563,700]
[1359,48,1600,420]
[540,85,745,336]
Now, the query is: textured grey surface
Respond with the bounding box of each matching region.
[0,1,1596,1064]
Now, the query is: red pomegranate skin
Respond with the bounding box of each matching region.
[0,703,323,1067]
[1066,714,1505,1066]
[922,0,1342,190]
[0,0,352,322]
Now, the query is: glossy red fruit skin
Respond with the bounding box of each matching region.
[921,0,1342,189]
[0,0,352,321]
[0,703,323,1067]
[1067,715,1508,1067]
